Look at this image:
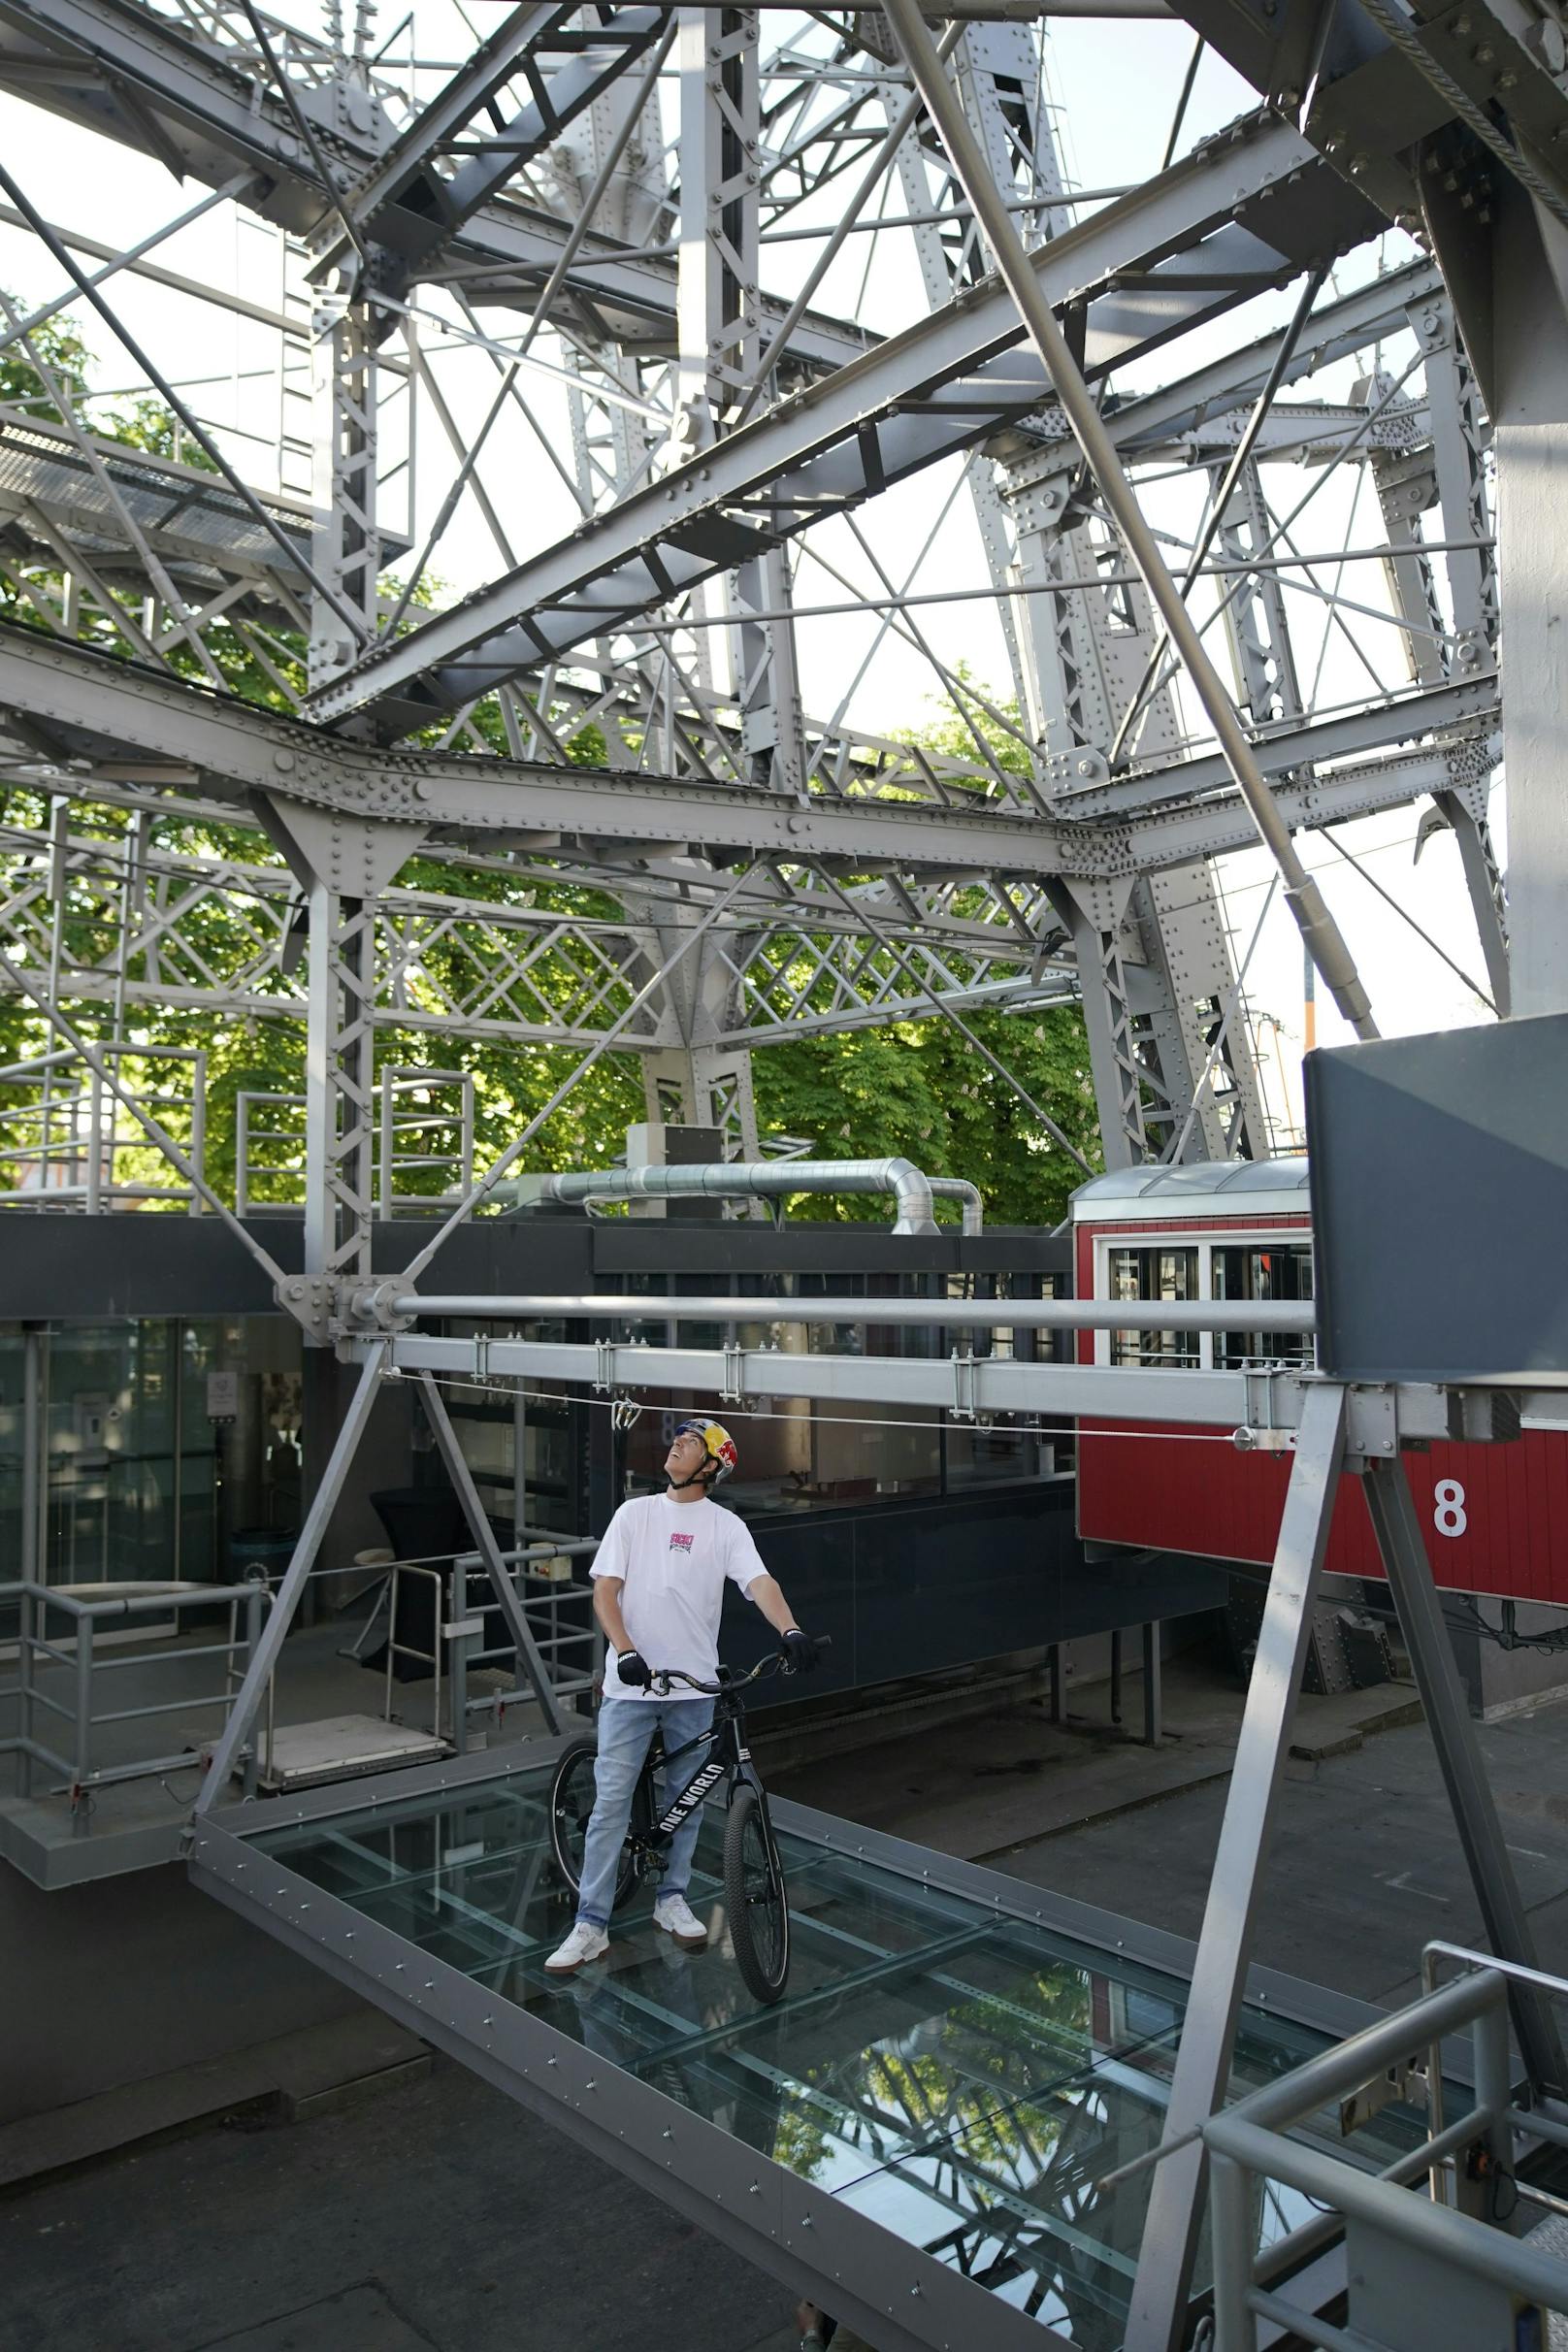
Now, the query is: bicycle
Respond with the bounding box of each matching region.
[547,1640,829,2004]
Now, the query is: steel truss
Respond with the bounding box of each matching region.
[0,14,1561,2343]
[0,0,1529,1215]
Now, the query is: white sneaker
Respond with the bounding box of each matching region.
[653,1893,708,1951]
[543,1920,608,1974]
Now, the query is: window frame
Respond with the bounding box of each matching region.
[1092,1224,1313,1373]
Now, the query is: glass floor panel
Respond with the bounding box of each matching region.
[251,1766,1429,2349]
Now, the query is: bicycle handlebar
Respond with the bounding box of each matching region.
[647,1635,831,1698]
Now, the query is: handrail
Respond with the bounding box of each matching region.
[1199,1963,1559,2349]
[0,1540,604,1818]
[0,1578,247,1619]
[1,1577,270,1815]
[389,1290,1316,1334]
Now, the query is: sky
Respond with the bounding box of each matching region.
[0,3,1503,1141]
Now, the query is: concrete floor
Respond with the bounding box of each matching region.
[10,1650,1568,2350]
[0,2058,788,2352]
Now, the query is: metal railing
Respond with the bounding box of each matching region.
[235,1087,308,1216]
[444,1540,603,1751]
[0,1577,270,1819]
[0,1536,602,1825]
[0,1043,207,1212]
[1202,1949,1568,2349]
[340,1538,603,1756]
[377,1065,475,1216]
[237,1069,479,1220]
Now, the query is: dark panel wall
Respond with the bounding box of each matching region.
[0,1859,361,2127]
[0,1210,1069,1323]
[716,1485,1226,1700]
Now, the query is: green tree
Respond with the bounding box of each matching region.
[0,300,90,413]
[753,676,1100,1225]
[98,392,218,474]
[754,1001,1099,1229]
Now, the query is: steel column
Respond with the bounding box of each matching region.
[309,294,380,687]
[1493,182,1568,1019]
[1142,1618,1162,1747]
[20,1322,43,1586]
[1362,1454,1566,2099]
[196,1341,391,1811]
[1124,1377,1349,2352]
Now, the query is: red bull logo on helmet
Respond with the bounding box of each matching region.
[675,1418,738,1479]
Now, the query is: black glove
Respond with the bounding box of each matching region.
[615,1649,652,1688]
[780,1628,821,1674]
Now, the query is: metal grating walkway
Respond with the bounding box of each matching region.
[190,1746,1427,2352]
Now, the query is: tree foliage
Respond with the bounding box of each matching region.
[754,1004,1098,1229]
[754,677,1098,1225]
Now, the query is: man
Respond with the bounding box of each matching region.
[545,1417,820,1974]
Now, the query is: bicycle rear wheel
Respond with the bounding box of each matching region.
[723,1780,790,2003]
[548,1738,638,1913]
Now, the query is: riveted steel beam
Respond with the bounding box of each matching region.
[0,619,1499,882]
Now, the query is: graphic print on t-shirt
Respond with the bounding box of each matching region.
[670,1529,694,1552]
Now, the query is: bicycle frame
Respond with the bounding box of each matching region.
[636,1685,757,1852]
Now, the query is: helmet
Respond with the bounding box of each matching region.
[673,1418,738,1486]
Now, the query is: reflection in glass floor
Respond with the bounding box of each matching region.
[251,1766,1426,2348]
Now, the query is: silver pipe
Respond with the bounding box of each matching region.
[931,1178,984,1237]
[387,1290,1315,1334]
[1217,1969,1503,2137]
[514,1158,971,1236]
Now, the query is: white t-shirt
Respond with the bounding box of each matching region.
[591,1492,768,1702]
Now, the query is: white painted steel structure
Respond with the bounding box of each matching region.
[2,4,1567,2348]
[0,0,1528,1240]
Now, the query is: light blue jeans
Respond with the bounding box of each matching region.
[575,1694,716,1929]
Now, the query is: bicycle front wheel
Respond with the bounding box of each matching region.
[724,1780,790,2003]
[548,1738,637,1912]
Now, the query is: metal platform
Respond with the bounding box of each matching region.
[0,404,409,620]
[254,1714,448,1794]
[191,1741,1431,2352]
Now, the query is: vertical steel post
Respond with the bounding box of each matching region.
[448,1555,470,1758]
[20,1322,43,1586]
[73,1609,92,1830]
[417,1373,563,1736]
[513,1385,528,1545]
[1207,2147,1254,2352]
[309,294,379,688]
[1473,1980,1516,2176]
[303,877,336,1286]
[16,1583,33,1797]
[1362,1456,1566,2097]
[1124,1378,1350,2352]
[241,1578,264,1801]
[302,884,376,1289]
[196,1342,390,1811]
[1143,1618,1162,1747]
